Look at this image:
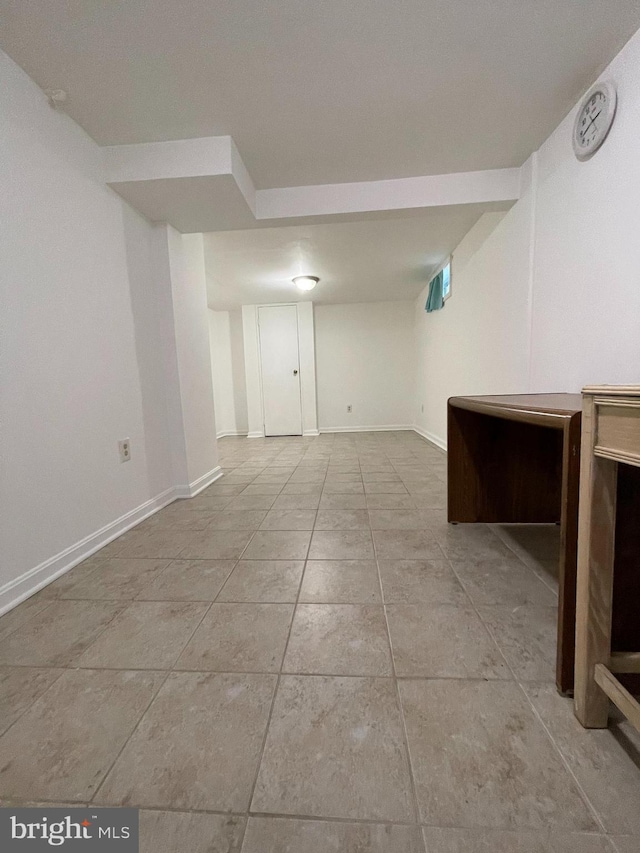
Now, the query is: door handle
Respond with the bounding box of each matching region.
[293,369,299,375]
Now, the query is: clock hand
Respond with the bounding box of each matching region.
[583,110,602,139]
[587,110,602,129]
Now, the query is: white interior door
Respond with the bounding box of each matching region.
[258,305,303,436]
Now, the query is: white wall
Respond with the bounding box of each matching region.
[0,49,173,609]
[413,208,531,445]
[315,301,415,431]
[209,309,248,437]
[209,311,236,436]
[529,32,640,391]
[241,305,265,438]
[228,309,249,432]
[166,229,219,487]
[0,49,219,613]
[414,26,640,447]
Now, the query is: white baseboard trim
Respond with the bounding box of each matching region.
[303,429,320,436]
[247,430,265,439]
[174,465,223,499]
[0,486,177,617]
[320,424,414,434]
[216,430,248,439]
[0,466,225,617]
[413,425,447,452]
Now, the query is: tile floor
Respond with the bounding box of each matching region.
[1,431,639,852]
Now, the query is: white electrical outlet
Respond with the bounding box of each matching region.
[118,439,131,463]
[347,405,352,413]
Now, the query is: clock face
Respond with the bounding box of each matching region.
[572,82,617,161]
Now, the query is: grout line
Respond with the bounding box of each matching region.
[372,513,423,828]
[240,480,318,841]
[78,511,255,806]
[0,598,59,643]
[515,680,608,835]
[88,668,172,805]
[212,558,248,602]
[445,554,608,834]
[245,809,425,829]
[442,558,515,678]
[0,659,570,680]
[0,665,70,740]
[488,522,561,598]
[2,794,477,831]
[6,436,580,841]
[167,597,218,668]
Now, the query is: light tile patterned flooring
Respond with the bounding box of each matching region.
[1,431,639,852]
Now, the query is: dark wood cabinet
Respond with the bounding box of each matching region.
[447,394,582,694]
[448,392,640,695]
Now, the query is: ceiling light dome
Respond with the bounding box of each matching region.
[293,275,319,292]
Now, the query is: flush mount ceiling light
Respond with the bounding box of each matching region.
[293,275,319,292]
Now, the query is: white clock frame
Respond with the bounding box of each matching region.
[572,81,617,162]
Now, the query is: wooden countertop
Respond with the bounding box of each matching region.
[448,393,583,428]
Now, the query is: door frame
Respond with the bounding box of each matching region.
[257,303,304,437]
[241,302,319,439]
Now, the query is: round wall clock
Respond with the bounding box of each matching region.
[572,81,617,161]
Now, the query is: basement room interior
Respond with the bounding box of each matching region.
[1,2,640,852]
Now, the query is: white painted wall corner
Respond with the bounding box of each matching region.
[0,465,225,617]
[0,487,176,616]
[174,465,224,499]
[412,425,448,452]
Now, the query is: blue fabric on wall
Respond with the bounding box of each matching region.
[425,270,444,312]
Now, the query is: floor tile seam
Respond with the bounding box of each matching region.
[469,601,559,684]
[420,819,613,835]
[59,585,216,680]
[488,604,563,673]
[165,595,218,672]
[48,597,141,672]
[3,662,564,682]
[88,668,173,806]
[448,552,608,833]
[243,504,311,821]
[384,599,552,618]
[372,530,422,826]
[232,527,261,564]
[245,809,427,829]
[210,559,250,604]
[132,558,238,604]
[441,552,517,612]
[40,596,516,608]
[526,562,561,599]
[443,558,520,682]
[289,599,388,608]
[130,555,244,564]
[0,665,70,742]
[608,837,636,853]
[489,524,560,594]
[444,548,559,613]
[514,677,609,835]
[0,600,60,644]
[75,590,204,647]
